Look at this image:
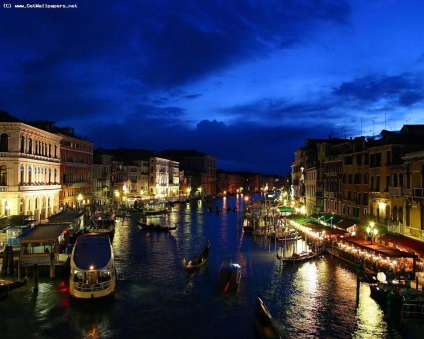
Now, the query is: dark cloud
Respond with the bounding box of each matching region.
[3,1,422,175]
[333,73,424,107]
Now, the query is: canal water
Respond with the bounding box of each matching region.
[0,196,402,339]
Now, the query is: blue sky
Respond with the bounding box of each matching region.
[1,0,424,175]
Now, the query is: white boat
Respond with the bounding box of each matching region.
[142,201,170,216]
[89,213,116,237]
[69,233,117,299]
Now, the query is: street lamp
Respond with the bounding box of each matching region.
[366,221,378,244]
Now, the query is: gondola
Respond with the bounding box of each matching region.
[276,249,323,263]
[255,297,283,339]
[137,221,176,231]
[182,240,211,270]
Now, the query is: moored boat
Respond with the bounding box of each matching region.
[255,297,283,339]
[89,213,116,238]
[137,221,176,231]
[216,260,241,295]
[369,276,424,322]
[182,240,211,270]
[69,233,117,299]
[277,249,323,263]
[142,202,170,216]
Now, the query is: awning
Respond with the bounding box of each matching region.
[378,233,424,259]
[48,210,86,222]
[317,213,343,224]
[277,206,294,213]
[334,219,359,230]
[18,223,71,243]
[343,236,419,259]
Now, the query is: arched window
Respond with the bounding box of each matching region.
[28,138,33,154]
[20,165,24,184]
[0,133,9,152]
[393,173,399,187]
[0,165,7,186]
[48,168,52,183]
[20,136,25,153]
[399,173,404,187]
[28,166,32,184]
[398,206,404,223]
[393,205,398,221]
[54,169,57,183]
[355,171,361,184]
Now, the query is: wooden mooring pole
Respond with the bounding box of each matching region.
[33,264,39,293]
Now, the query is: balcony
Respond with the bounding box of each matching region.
[19,183,61,191]
[19,152,60,163]
[388,186,403,196]
[324,191,335,198]
[404,188,424,201]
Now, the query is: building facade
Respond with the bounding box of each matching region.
[0,112,62,221]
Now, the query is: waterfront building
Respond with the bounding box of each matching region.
[216,170,229,195]
[168,159,180,198]
[111,159,127,206]
[304,165,317,216]
[157,150,217,196]
[392,149,424,237]
[227,172,242,194]
[136,159,149,197]
[28,121,94,211]
[148,156,178,199]
[291,145,307,206]
[341,137,369,222]
[292,125,424,264]
[92,151,113,208]
[178,169,191,199]
[122,163,142,202]
[323,152,343,216]
[293,137,359,217]
[367,127,424,228]
[0,110,62,222]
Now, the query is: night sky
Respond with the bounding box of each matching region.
[1,1,424,175]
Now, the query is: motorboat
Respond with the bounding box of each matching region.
[69,233,117,299]
[216,260,241,295]
[89,213,116,238]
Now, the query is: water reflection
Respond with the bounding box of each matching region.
[1,196,402,339]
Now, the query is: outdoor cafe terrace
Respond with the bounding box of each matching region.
[287,214,423,278]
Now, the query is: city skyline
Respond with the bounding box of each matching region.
[1,1,424,175]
